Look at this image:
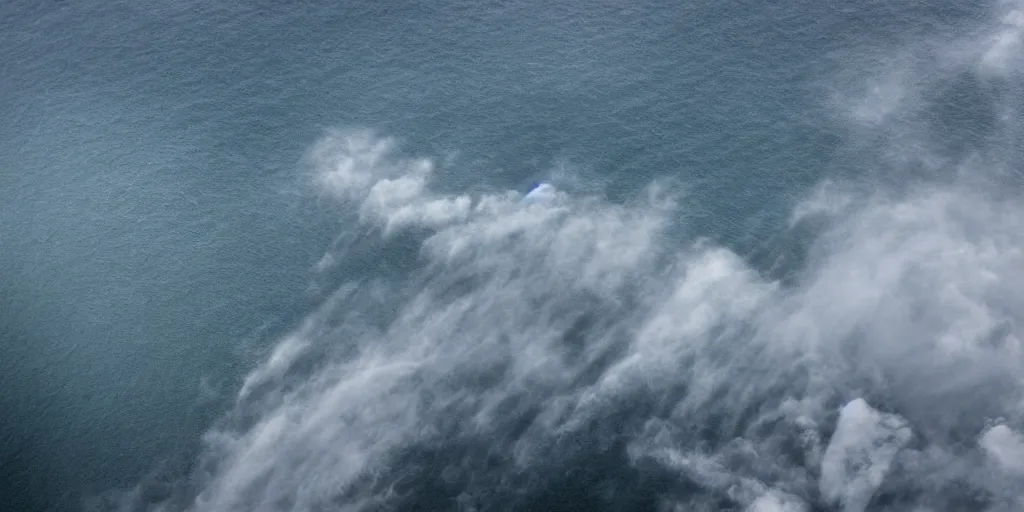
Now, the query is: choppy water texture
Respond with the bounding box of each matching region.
[2,0,1024,511]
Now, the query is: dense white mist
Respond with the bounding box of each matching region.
[185,127,1022,511]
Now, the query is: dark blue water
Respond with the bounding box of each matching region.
[2,1,1023,511]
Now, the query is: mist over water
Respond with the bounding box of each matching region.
[3,0,1023,511]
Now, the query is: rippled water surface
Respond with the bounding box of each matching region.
[2,1,1024,510]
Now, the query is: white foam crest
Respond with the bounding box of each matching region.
[179,131,676,510]
[571,248,774,424]
[195,353,424,512]
[788,188,1024,415]
[978,2,1024,75]
[237,283,358,402]
[834,0,1024,154]
[788,180,856,227]
[624,177,1024,508]
[178,123,1024,510]
[819,399,912,512]
[236,333,309,401]
[980,425,1024,474]
[746,490,809,512]
[311,130,403,197]
[846,58,916,127]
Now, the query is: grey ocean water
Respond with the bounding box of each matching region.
[2,0,1023,510]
